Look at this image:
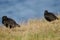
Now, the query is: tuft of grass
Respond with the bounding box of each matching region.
[0,17,60,40]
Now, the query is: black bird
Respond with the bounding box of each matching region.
[2,16,20,28]
[44,10,58,22]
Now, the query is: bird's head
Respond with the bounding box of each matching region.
[2,16,7,20]
[45,10,48,13]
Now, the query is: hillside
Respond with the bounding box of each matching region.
[0,17,60,40]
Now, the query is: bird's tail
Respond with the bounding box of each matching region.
[16,24,20,27]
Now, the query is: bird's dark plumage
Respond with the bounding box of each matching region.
[2,16,20,28]
[44,10,58,22]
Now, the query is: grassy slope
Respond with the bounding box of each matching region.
[0,18,60,40]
